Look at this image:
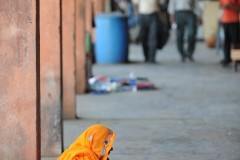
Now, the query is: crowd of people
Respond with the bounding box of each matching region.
[110,0,240,67]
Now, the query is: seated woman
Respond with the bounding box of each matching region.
[58,124,116,160]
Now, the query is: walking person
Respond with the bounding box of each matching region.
[133,0,162,63]
[58,124,116,160]
[168,0,200,62]
[219,0,240,66]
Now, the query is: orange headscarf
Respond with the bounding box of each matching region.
[58,124,116,160]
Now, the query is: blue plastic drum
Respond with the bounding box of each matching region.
[95,13,128,64]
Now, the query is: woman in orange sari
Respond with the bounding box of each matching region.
[58,124,116,160]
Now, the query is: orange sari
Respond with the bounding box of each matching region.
[58,124,116,160]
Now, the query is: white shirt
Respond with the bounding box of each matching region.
[133,0,161,14]
[168,0,201,16]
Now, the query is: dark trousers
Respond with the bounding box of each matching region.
[140,13,158,62]
[222,22,240,62]
[175,11,197,59]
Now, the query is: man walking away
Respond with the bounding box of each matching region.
[168,0,201,62]
[133,0,162,63]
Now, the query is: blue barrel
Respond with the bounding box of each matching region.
[95,13,128,64]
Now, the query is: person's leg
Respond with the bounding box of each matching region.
[140,15,149,62]
[222,23,232,64]
[175,12,186,61]
[186,12,197,60]
[148,13,158,63]
[229,22,240,48]
[223,22,240,66]
[139,14,149,62]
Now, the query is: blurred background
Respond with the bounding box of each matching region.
[0,0,240,160]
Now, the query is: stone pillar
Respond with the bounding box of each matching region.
[0,1,40,160]
[40,0,63,156]
[75,0,87,94]
[85,0,94,40]
[104,0,111,13]
[203,1,219,48]
[93,0,105,17]
[62,0,76,119]
[92,0,105,43]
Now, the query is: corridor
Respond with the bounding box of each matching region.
[55,39,240,160]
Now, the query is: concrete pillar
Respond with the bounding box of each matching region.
[62,0,76,119]
[0,1,40,160]
[203,1,219,48]
[40,0,63,156]
[92,0,105,43]
[85,0,92,33]
[93,0,105,17]
[85,0,94,40]
[75,0,87,94]
[104,0,111,13]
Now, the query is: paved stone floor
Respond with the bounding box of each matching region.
[43,37,240,160]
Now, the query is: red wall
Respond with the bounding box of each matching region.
[40,0,63,156]
[62,0,76,119]
[0,0,40,159]
[75,0,87,94]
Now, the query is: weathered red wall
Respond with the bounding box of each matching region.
[75,0,87,94]
[93,0,104,18]
[40,0,63,156]
[86,0,105,44]
[62,0,76,119]
[0,0,40,159]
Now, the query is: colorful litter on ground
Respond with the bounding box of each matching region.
[88,74,156,94]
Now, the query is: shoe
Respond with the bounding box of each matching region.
[187,56,194,62]
[146,60,157,64]
[220,60,231,67]
[149,59,156,63]
[181,57,186,63]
